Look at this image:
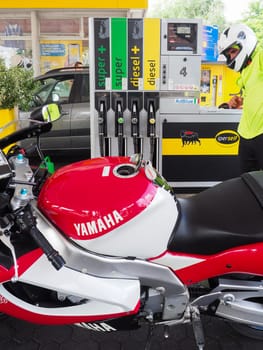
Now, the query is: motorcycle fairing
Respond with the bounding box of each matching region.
[0,283,141,325]
[176,241,263,285]
[72,188,178,258]
[151,241,263,285]
[0,247,43,284]
[38,156,178,258]
[38,156,157,241]
[0,253,141,324]
[168,173,263,255]
[20,255,140,309]
[0,203,187,324]
[149,251,204,270]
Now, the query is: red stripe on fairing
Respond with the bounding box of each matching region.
[174,242,263,285]
[0,249,43,283]
[16,249,43,275]
[149,244,263,286]
[148,250,167,261]
[0,299,141,325]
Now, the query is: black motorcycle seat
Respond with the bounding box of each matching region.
[168,171,263,255]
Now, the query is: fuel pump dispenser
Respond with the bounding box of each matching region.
[159,19,202,114]
[90,18,240,188]
[159,19,241,188]
[89,17,161,165]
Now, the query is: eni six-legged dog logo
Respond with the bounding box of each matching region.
[180,130,201,146]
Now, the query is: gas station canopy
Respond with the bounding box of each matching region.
[0,1,147,15]
[0,1,148,75]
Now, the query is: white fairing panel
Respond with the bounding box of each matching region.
[12,255,140,317]
[73,188,178,258]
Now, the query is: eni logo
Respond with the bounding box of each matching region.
[215,130,239,145]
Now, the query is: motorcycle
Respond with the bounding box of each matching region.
[0,103,263,350]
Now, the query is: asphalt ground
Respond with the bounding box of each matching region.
[0,314,262,349]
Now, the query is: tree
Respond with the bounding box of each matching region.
[242,0,263,49]
[0,58,39,111]
[147,0,226,32]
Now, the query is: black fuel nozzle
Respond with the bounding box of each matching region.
[98,100,107,156]
[115,101,125,156]
[131,100,139,137]
[131,100,140,154]
[147,101,157,165]
[147,101,156,138]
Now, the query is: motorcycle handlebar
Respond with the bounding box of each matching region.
[29,225,65,270]
[0,123,52,150]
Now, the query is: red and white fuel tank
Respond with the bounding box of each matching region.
[37,156,178,258]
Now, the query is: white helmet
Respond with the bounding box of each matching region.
[218,23,257,72]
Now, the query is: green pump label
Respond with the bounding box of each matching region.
[94,18,110,90]
[111,18,127,90]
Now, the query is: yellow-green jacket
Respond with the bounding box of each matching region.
[237,45,263,139]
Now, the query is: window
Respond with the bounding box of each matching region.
[40,19,80,36]
[34,77,74,106]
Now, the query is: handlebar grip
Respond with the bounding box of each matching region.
[29,226,65,270]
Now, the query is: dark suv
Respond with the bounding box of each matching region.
[19,67,90,154]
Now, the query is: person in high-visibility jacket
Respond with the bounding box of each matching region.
[219,23,263,174]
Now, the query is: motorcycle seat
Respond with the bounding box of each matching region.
[168,171,263,255]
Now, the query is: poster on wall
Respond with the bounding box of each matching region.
[40,40,82,73]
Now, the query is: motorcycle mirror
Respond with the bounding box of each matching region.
[42,103,61,122]
[30,103,61,123]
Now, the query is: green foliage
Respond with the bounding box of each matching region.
[242,0,263,49]
[0,60,39,111]
[147,0,263,46]
[147,0,226,32]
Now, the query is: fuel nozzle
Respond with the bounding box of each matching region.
[98,100,107,156]
[131,100,140,154]
[115,101,125,156]
[147,101,157,166]
[148,101,156,137]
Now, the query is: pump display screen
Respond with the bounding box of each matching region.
[167,23,198,53]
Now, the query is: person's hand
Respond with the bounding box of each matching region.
[228,95,243,109]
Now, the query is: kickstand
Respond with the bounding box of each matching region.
[191,307,205,350]
[145,322,155,350]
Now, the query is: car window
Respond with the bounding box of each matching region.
[52,79,73,103]
[34,76,74,106]
[34,79,56,106]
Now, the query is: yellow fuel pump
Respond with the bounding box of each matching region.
[200,62,240,107]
